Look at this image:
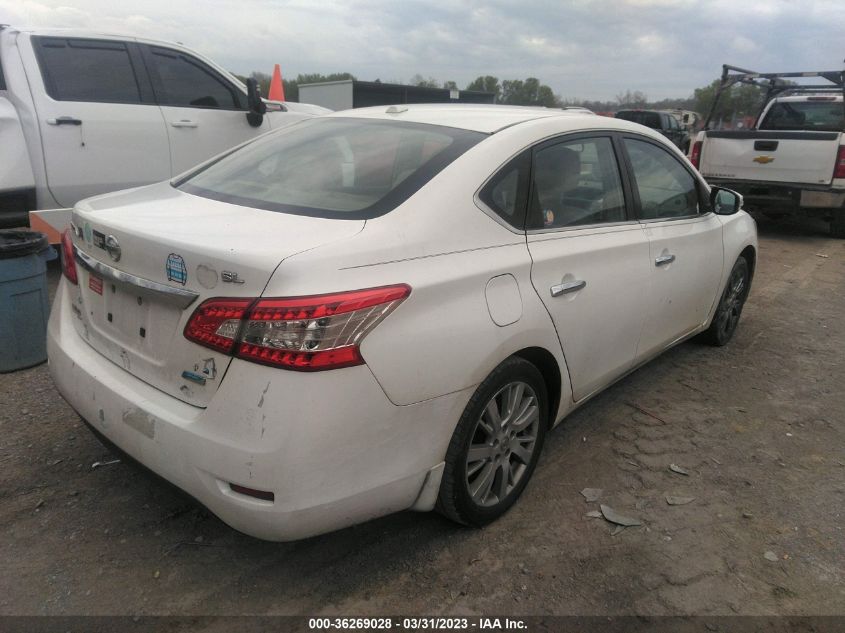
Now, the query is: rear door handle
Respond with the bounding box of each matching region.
[171,120,198,128]
[47,116,82,126]
[550,279,586,297]
[655,254,676,266]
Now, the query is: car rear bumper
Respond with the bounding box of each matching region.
[47,280,469,541]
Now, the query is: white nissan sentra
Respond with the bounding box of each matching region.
[48,105,757,541]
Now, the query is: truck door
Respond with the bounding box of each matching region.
[140,44,270,176]
[27,35,171,208]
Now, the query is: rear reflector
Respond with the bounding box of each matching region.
[834,146,845,179]
[690,140,703,170]
[184,285,411,371]
[229,483,274,502]
[60,229,78,285]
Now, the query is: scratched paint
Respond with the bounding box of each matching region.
[257,381,270,408]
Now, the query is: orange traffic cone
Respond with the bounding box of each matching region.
[268,64,285,101]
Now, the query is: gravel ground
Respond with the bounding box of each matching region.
[1,215,843,617]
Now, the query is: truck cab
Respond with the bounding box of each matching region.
[0,26,324,227]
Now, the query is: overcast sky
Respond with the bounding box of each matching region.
[2,0,844,101]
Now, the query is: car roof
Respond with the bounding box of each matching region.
[325,104,605,134]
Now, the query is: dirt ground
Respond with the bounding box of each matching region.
[1,215,843,618]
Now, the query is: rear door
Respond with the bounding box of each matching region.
[140,44,270,175]
[526,133,652,401]
[621,136,723,358]
[28,35,170,207]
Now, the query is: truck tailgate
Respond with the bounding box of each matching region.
[700,130,841,185]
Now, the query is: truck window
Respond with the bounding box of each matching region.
[760,101,845,132]
[144,46,241,110]
[34,37,142,104]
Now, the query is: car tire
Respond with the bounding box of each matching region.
[436,356,548,527]
[702,256,750,346]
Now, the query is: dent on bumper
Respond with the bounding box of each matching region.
[47,281,467,541]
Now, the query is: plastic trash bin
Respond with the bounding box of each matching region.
[0,230,57,372]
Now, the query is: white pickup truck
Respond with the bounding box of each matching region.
[0,25,325,227]
[691,65,845,237]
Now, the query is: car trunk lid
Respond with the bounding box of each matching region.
[69,182,364,407]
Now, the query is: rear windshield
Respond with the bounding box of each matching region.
[178,118,484,219]
[616,111,660,129]
[760,101,845,132]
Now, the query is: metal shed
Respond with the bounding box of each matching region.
[298,79,496,111]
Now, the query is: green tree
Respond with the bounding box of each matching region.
[500,77,559,107]
[466,75,501,101]
[443,80,458,90]
[693,80,763,124]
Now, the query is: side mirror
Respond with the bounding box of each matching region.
[711,187,742,216]
[246,78,267,128]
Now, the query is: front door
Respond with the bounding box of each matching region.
[621,136,723,358]
[28,35,170,207]
[526,135,652,401]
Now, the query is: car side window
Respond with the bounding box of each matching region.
[478,151,530,228]
[527,137,626,230]
[34,37,143,104]
[624,138,699,220]
[144,46,241,110]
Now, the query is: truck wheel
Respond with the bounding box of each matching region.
[436,357,548,527]
[702,256,750,346]
[831,213,845,239]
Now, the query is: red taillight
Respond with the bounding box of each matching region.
[183,298,253,354]
[184,285,411,371]
[60,228,78,285]
[690,140,703,170]
[833,146,845,179]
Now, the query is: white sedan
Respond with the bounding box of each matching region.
[48,105,757,540]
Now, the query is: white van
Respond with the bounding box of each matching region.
[0,25,325,227]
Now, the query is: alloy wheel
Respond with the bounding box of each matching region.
[717,265,747,339]
[465,381,540,507]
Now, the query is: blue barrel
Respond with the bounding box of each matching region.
[0,230,57,372]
